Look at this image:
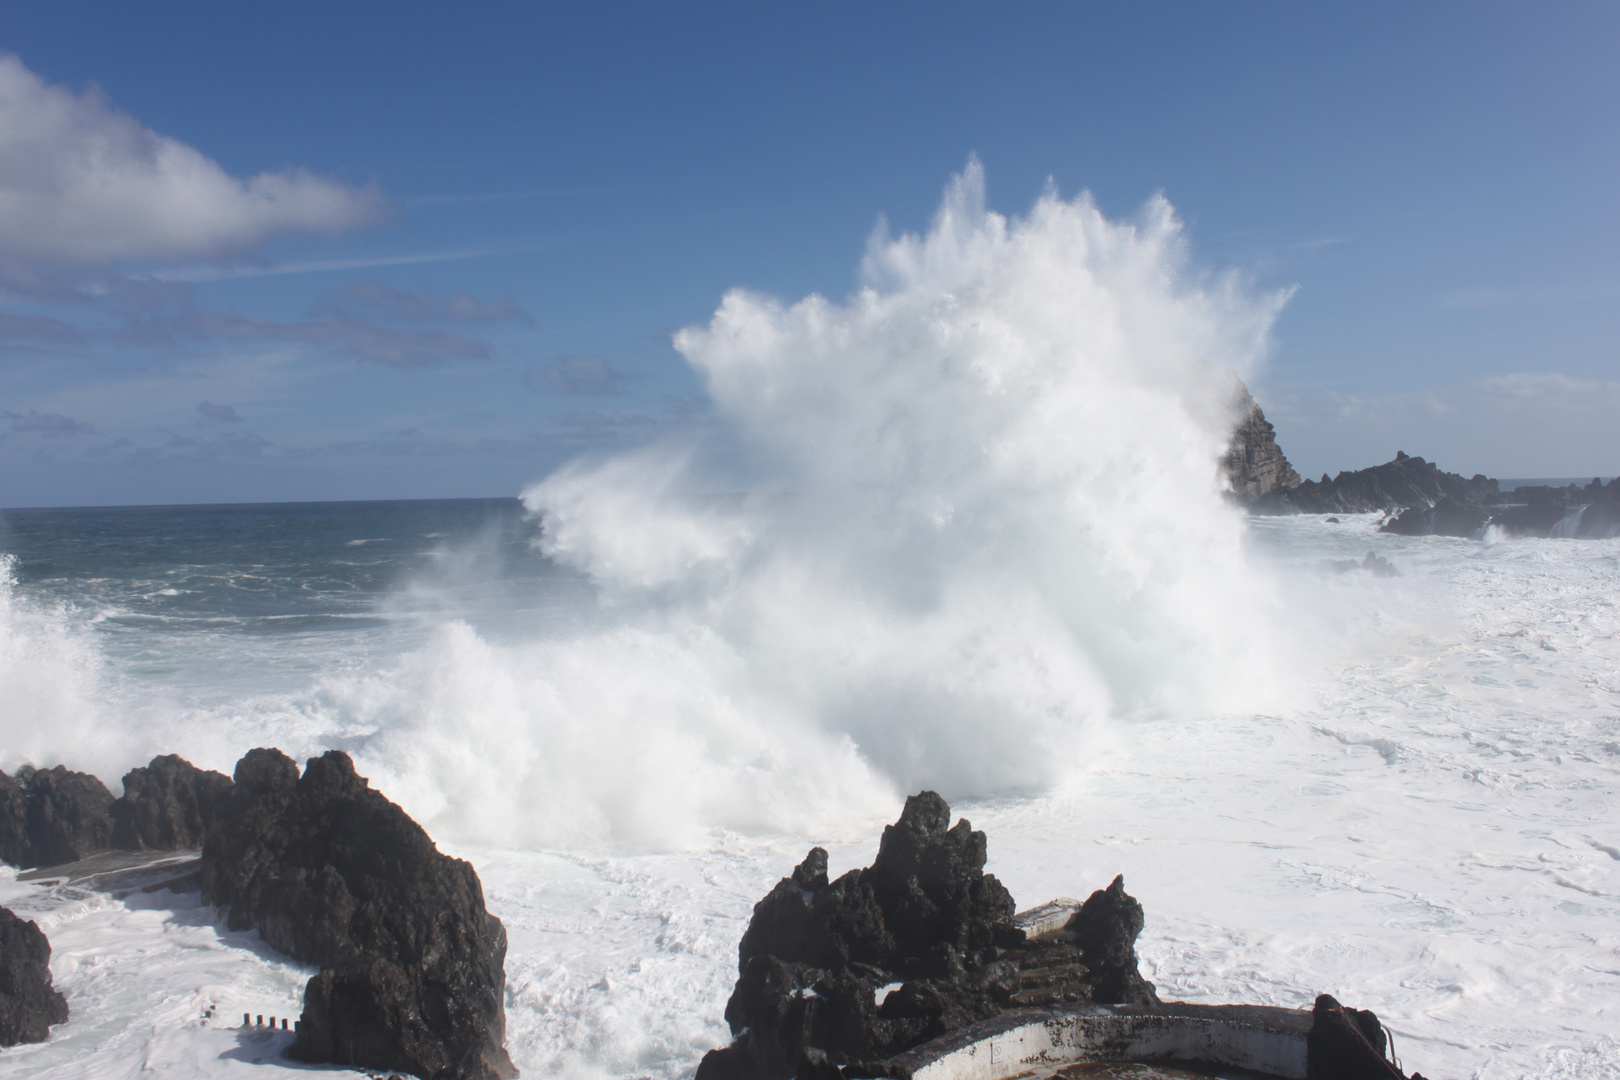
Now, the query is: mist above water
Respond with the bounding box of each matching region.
[0,163,1301,850]
[378,160,1298,847]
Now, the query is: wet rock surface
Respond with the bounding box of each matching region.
[1307,994,1427,1080]
[1222,384,1301,499]
[0,906,68,1046]
[201,748,515,1080]
[697,792,1159,1080]
[0,765,116,869]
[1248,451,1499,521]
[110,753,233,852]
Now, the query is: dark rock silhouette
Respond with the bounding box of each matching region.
[0,765,116,869]
[201,748,515,1080]
[1307,993,1427,1080]
[0,906,68,1046]
[698,792,1157,1080]
[110,754,233,852]
[1068,875,1157,1006]
[1249,451,1499,523]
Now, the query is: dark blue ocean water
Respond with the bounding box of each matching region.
[0,498,594,707]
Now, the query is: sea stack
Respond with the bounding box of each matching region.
[200,748,516,1080]
[0,906,69,1046]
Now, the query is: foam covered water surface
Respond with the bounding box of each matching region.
[0,167,1614,1078]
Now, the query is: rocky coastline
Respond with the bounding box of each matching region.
[1225,387,1616,539]
[0,751,514,1079]
[700,792,1428,1080]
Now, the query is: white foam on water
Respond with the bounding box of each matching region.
[0,167,1615,1079]
[326,160,1298,850]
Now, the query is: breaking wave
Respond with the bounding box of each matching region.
[333,161,1297,848]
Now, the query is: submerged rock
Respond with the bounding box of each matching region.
[0,906,68,1046]
[698,792,1158,1080]
[201,748,515,1080]
[110,754,233,852]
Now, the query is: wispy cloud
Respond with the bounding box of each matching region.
[1,408,94,436]
[0,311,82,345]
[196,401,244,423]
[0,53,381,277]
[121,308,491,368]
[526,355,631,396]
[316,280,532,325]
[148,247,519,284]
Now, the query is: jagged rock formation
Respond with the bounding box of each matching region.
[110,754,233,852]
[1250,451,1499,520]
[1477,477,1620,539]
[697,792,1158,1080]
[0,906,68,1046]
[201,748,515,1080]
[1223,383,1301,498]
[0,766,116,869]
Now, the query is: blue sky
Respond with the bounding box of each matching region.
[0,1,1615,507]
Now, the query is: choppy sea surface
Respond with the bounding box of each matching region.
[0,500,1614,1080]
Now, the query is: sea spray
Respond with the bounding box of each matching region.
[326,162,1300,849]
[0,553,132,779]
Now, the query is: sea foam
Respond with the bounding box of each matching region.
[323,161,1300,849]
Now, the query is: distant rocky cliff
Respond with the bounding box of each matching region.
[1221,382,1300,498]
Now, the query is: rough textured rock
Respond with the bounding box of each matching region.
[1250,451,1499,519]
[0,906,68,1046]
[1307,993,1427,1080]
[200,748,514,1080]
[698,792,1157,1080]
[0,765,117,869]
[1222,383,1301,498]
[111,754,233,852]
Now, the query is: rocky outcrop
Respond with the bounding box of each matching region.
[1307,993,1427,1080]
[0,756,234,869]
[0,766,116,869]
[110,754,233,852]
[1250,451,1498,520]
[0,907,68,1046]
[200,748,515,1080]
[697,792,1158,1080]
[1223,384,1301,498]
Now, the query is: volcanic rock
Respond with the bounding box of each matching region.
[1307,993,1426,1080]
[0,765,116,870]
[110,754,233,852]
[1223,383,1301,498]
[1251,451,1498,518]
[0,906,68,1046]
[698,792,1158,1080]
[200,748,515,1080]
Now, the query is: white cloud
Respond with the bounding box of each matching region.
[0,54,382,272]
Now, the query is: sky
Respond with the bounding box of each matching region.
[0,1,1615,507]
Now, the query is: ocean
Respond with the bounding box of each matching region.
[0,166,1616,1079]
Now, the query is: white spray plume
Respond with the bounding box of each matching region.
[318,161,1297,850]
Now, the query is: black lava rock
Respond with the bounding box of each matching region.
[0,906,68,1046]
[111,754,234,852]
[200,748,515,1080]
[1249,452,1499,519]
[1307,993,1426,1080]
[0,765,117,869]
[700,792,1157,1080]
[1068,875,1160,1006]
